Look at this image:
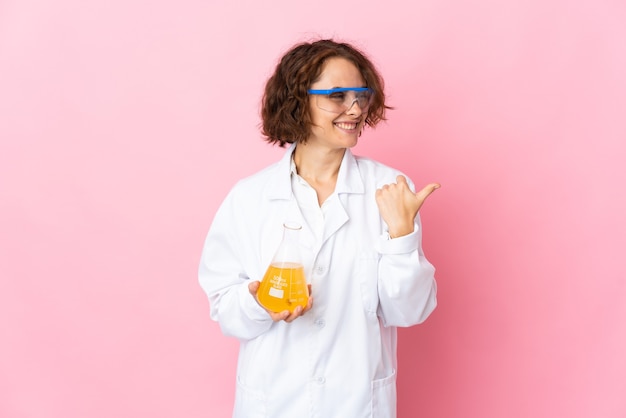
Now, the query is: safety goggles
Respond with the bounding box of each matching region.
[307,87,374,114]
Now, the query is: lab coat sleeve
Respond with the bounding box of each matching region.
[375,213,438,327]
[198,191,273,340]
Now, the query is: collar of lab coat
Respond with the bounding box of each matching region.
[266,143,365,200]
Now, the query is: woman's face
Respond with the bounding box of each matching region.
[306,57,368,150]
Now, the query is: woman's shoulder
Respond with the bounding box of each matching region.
[226,160,284,199]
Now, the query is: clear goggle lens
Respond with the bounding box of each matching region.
[308,87,373,113]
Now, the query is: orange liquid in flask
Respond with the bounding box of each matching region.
[257,262,309,313]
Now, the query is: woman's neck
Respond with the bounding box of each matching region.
[293,144,344,182]
[293,144,345,205]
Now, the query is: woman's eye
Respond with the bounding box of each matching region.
[328,92,345,101]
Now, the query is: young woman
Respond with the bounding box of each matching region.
[199,39,440,418]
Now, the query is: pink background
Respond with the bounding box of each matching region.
[1,0,625,417]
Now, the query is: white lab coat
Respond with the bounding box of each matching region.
[199,144,437,418]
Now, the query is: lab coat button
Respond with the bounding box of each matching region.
[315,265,325,275]
[315,319,325,328]
[315,376,325,384]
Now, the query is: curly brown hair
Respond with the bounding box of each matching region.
[261,39,390,147]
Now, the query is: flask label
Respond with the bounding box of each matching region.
[268,287,284,298]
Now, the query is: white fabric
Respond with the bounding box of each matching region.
[290,156,326,243]
[199,144,437,418]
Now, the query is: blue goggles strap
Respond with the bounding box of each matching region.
[308,87,372,95]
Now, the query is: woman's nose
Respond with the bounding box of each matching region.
[345,98,363,115]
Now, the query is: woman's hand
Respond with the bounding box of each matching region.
[248,281,313,323]
[375,175,440,238]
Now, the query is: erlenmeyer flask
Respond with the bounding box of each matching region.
[257,222,309,313]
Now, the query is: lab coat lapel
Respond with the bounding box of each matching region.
[265,144,296,201]
[322,149,364,244]
[322,198,348,244]
[264,144,315,252]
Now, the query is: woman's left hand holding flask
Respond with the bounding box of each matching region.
[248,281,314,323]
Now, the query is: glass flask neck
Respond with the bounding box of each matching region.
[272,222,302,265]
[282,222,301,240]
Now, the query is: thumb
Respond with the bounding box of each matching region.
[415,183,441,201]
[248,280,260,295]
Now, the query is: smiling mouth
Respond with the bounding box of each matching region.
[334,121,359,130]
